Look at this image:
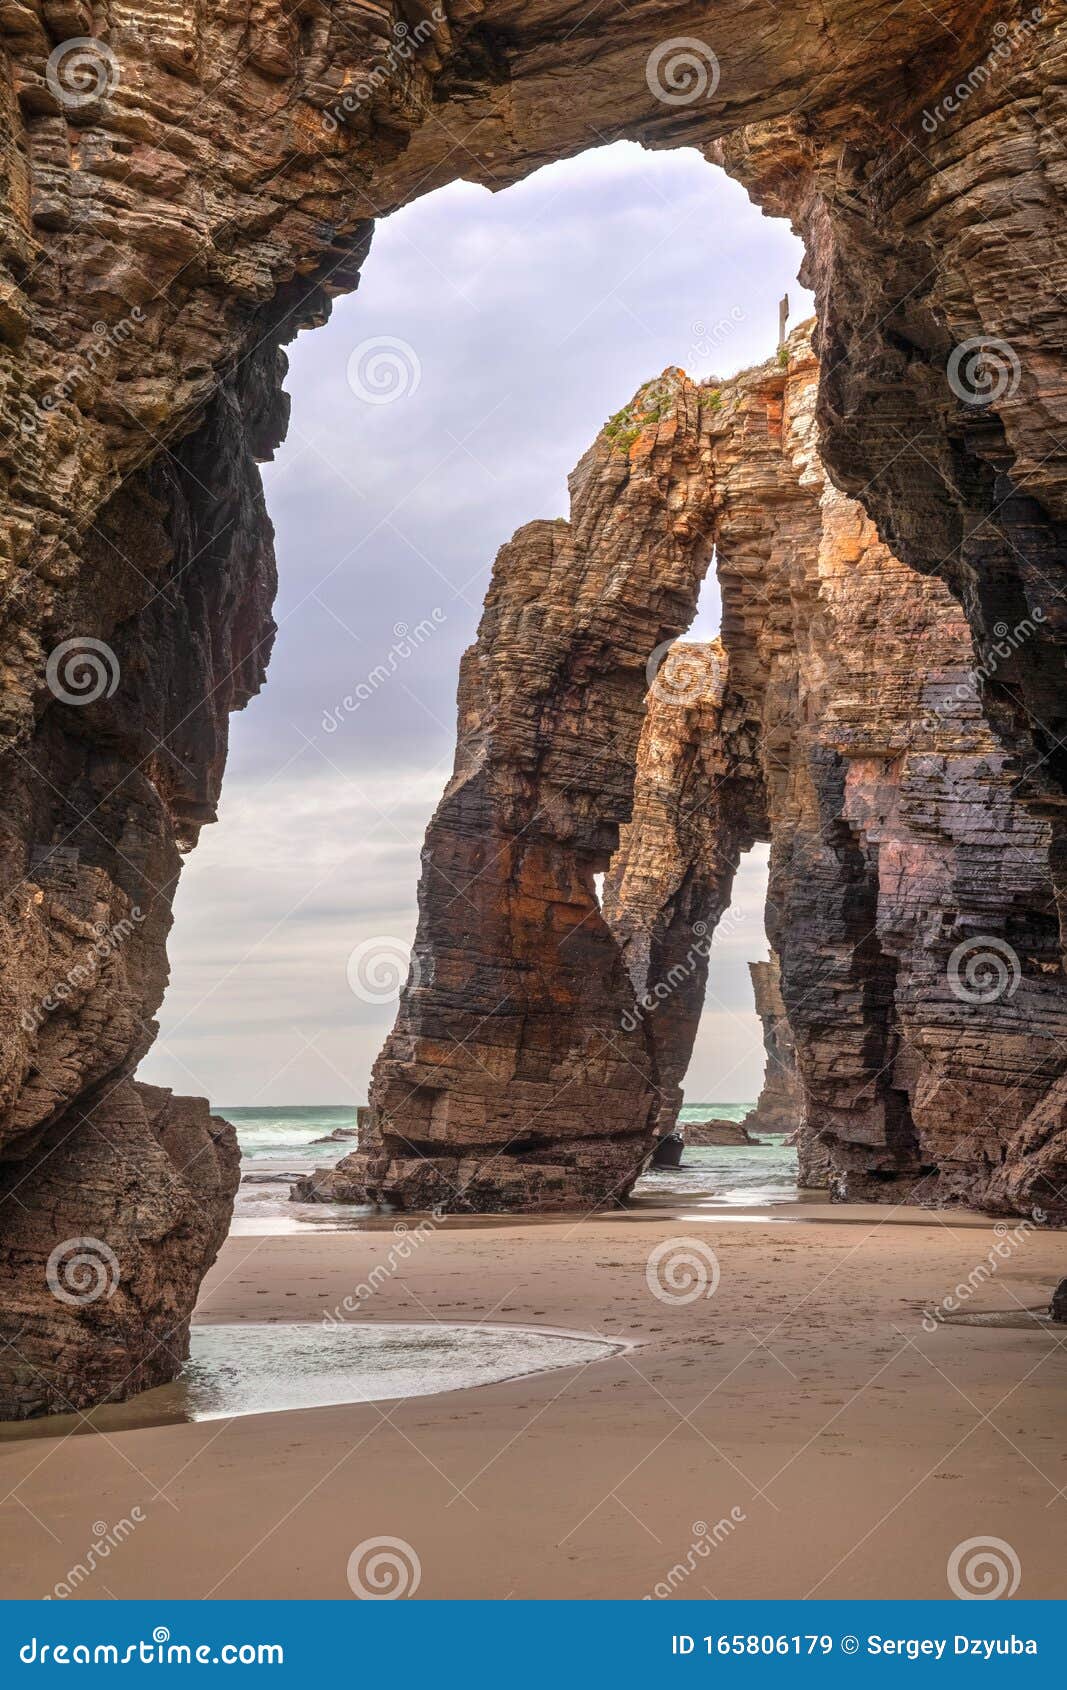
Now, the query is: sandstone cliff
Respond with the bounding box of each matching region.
[3,0,1067,1409]
[325,327,1066,1220]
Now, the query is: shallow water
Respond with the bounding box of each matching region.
[220,1101,798,1233]
[0,1321,622,1442]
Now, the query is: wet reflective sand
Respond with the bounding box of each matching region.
[0,1321,622,1442]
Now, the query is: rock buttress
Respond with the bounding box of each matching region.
[709,328,1066,1217]
[311,374,724,1212]
[601,639,766,1137]
[0,350,281,1416]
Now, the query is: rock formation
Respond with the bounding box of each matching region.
[741,959,804,1137]
[603,639,765,1141]
[685,1119,762,1147]
[323,325,1067,1221]
[0,1083,239,1418]
[308,373,725,1212]
[3,0,1067,1406]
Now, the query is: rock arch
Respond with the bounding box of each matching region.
[2,1,1065,1411]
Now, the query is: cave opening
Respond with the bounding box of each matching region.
[140,142,810,1129]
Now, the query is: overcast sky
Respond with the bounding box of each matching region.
[138,141,812,1109]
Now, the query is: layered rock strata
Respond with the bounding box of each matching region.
[699,330,1066,1217]
[314,374,724,1212]
[602,639,766,1141]
[0,354,280,1415]
[332,326,1067,1219]
[3,0,1067,1404]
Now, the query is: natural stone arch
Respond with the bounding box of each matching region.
[3,1,1066,1411]
[309,328,1066,1219]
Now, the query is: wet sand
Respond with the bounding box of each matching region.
[3,1202,1065,1600]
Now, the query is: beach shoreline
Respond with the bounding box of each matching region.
[3,1201,1063,1600]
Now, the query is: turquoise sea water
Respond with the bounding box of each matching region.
[217,1102,799,1230]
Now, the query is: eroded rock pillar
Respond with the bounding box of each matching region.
[317,375,725,1212]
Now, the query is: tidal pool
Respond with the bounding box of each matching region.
[0,1321,621,1441]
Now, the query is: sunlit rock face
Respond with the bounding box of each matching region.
[3,0,1067,1404]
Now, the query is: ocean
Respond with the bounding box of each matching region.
[217,1102,799,1231]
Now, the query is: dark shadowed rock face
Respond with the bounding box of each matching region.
[706,331,1066,1221]
[0,1083,239,1419]
[0,353,280,1416]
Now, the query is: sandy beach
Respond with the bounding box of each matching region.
[4,1200,1064,1601]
